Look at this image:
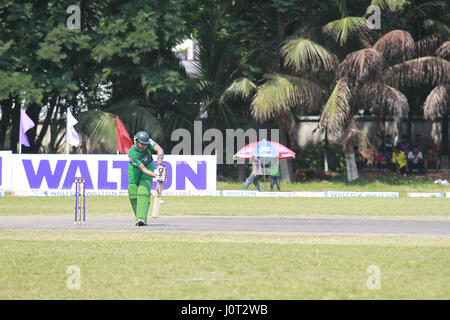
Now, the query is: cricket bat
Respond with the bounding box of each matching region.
[152,182,163,218]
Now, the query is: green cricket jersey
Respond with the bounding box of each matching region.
[128,139,158,169]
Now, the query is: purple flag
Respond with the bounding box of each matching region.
[19,109,35,147]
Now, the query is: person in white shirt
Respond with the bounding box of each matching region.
[242,155,263,191]
[407,145,424,174]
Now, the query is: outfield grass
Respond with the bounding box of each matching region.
[0,195,449,216]
[0,231,448,299]
[1,178,448,216]
[217,177,450,192]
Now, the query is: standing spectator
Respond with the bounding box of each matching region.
[424,146,440,174]
[399,135,412,155]
[414,134,423,152]
[267,157,281,192]
[382,134,394,149]
[392,145,407,175]
[407,146,424,174]
[376,148,388,174]
[242,155,263,191]
[354,146,367,170]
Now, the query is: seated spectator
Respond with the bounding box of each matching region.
[376,148,388,174]
[384,147,395,171]
[354,146,367,170]
[399,135,411,155]
[392,145,407,175]
[407,145,424,174]
[424,146,440,174]
[382,135,394,149]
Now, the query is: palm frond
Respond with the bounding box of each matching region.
[251,73,324,122]
[415,34,445,57]
[339,48,385,82]
[77,98,165,153]
[220,77,257,102]
[436,41,450,59]
[322,17,370,47]
[423,19,450,38]
[334,0,348,18]
[320,78,352,134]
[358,82,409,119]
[384,57,450,88]
[274,109,297,135]
[77,110,117,152]
[106,103,163,142]
[282,38,338,73]
[423,85,449,120]
[370,0,409,12]
[373,30,415,62]
[342,118,370,150]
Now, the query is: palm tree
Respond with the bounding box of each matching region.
[423,84,449,168]
[76,98,164,152]
[319,0,450,179]
[224,38,337,179]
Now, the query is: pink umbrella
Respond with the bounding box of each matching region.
[234,139,295,159]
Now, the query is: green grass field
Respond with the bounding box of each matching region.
[217,178,450,192]
[1,195,448,217]
[1,179,449,299]
[0,231,448,299]
[1,179,449,217]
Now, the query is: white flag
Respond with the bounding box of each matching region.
[67,109,80,147]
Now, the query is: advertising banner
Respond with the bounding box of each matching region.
[8,154,216,193]
[0,151,12,191]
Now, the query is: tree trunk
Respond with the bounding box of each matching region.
[0,99,13,150]
[345,149,359,181]
[375,113,385,148]
[34,97,56,153]
[441,113,449,169]
[323,127,329,172]
[279,127,293,183]
[10,98,20,153]
[238,163,246,181]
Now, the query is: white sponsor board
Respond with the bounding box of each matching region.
[407,192,444,198]
[12,189,121,197]
[5,154,216,194]
[0,151,12,191]
[255,192,293,197]
[447,192,450,198]
[187,190,223,196]
[327,191,398,198]
[293,191,328,198]
[0,191,4,196]
[222,190,259,197]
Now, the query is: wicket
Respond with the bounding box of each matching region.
[74,178,86,224]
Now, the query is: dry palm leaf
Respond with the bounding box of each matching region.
[341,118,370,150]
[339,48,385,82]
[373,30,415,62]
[358,81,409,119]
[436,41,450,59]
[423,85,449,120]
[384,56,450,88]
[415,34,445,57]
[320,78,352,134]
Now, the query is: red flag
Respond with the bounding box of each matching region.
[116,116,133,154]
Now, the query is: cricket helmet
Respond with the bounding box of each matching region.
[134,131,151,151]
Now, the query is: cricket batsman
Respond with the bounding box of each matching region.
[128,131,166,226]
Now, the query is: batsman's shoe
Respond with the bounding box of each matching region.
[136,219,147,226]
